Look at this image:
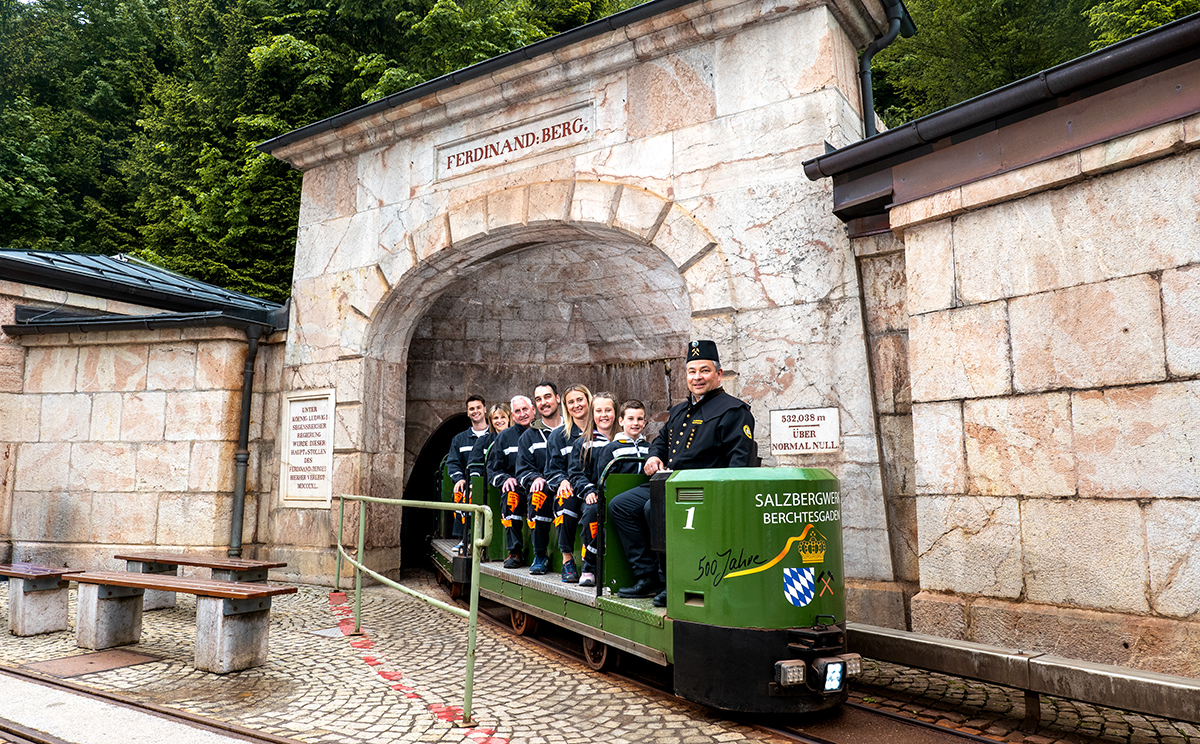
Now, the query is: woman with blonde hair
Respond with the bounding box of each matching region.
[545,384,592,582]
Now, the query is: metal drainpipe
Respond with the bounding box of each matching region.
[229,326,262,557]
[859,2,906,138]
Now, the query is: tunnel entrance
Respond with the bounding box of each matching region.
[399,232,693,502]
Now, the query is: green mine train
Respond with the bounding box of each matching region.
[431,455,860,715]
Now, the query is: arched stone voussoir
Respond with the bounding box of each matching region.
[654,202,720,270]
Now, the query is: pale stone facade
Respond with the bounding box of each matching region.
[0,279,281,569]
[879,114,1200,675]
[261,0,905,611]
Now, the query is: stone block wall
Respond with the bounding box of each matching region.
[891,116,1200,676]
[852,232,916,628]
[0,280,281,570]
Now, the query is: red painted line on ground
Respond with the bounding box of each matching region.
[325,589,507,744]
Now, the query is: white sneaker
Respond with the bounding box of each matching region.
[578,572,596,587]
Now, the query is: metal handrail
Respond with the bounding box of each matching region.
[335,494,493,727]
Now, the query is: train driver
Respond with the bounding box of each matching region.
[445,395,488,553]
[486,395,537,568]
[609,339,755,607]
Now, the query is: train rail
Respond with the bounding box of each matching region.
[462,583,989,744]
[0,665,299,744]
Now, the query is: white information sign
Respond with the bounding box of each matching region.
[281,389,335,506]
[770,408,841,455]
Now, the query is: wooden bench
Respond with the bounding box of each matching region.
[0,563,80,636]
[113,552,288,611]
[72,571,297,674]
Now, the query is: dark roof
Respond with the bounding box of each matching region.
[0,250,288,333]
[804,12,1200,183]
[257,0,914,156]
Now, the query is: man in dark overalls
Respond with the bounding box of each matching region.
[609,340,756,606]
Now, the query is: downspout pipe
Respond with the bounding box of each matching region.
[859,1,907,138]
[229,326,262,557]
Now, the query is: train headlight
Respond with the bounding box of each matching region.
[812,658,846,693]
[774,659,806,686]
[839,653,862,677]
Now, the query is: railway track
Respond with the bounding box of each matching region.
[0,665,300,744]
[470,591,992,744]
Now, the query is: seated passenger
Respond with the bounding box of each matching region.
[546,384,592,583]
[516,381,564,575]
[610,340,754,607]
[463,403,510,556]
[487,395,536,568]
[445,395,488,552]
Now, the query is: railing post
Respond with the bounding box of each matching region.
[335,496,346,592]
[355,498,366,635]
[460,503,483,726]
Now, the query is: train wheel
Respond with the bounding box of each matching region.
[510,609,539,636]
[582,637,619,671]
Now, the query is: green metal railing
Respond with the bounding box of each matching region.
[335,494,492,726]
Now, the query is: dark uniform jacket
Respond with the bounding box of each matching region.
[545,422,583,492]
[446,427,488,484]
[486,423,529,489]
[568,432,649,499]
[650,388,755,470]
[467,431,497,479]
[516,425,556,492]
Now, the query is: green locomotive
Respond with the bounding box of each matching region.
[431,460,860,714]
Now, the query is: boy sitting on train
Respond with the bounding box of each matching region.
[486,395,536,569]
[571,397,651,587]
[516,381,564,576]
[610,339,755,607]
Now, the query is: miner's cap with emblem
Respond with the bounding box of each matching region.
[688,339,720,366]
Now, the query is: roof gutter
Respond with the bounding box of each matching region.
[858,0,913,138]
[2,308,283,336]
[804,12,1200,181]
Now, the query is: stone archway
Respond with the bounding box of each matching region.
[360,181,735,493]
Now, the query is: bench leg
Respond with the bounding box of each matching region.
[8,578,69,636]
[76,583,143,649]
[143,587,177,611]
[127,561,177,611]
[195,596,270,673]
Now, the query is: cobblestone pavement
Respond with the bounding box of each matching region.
[1,574,1196,744]
[850,660,1200,744]
[0,574,786,744]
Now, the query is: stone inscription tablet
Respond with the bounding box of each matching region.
[436,102,594,180]
[770,408,841,456]
[282,388,334,506]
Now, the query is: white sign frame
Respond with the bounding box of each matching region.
[280,388,335,507]
[770,407,841,456]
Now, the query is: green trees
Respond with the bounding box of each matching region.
[873,0,1198,128]
[0,0,1195,299]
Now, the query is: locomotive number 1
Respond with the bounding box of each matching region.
[683,507,696,530]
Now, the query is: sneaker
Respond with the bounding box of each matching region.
[561,560,579,583]
[578,572,596,587]
[652,589,667,607]
[503,552,523,569]
[454,541,467,556]
[529,555,549,575]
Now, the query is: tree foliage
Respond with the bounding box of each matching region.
[872,0,1196,128]
[0,0,1193,299]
